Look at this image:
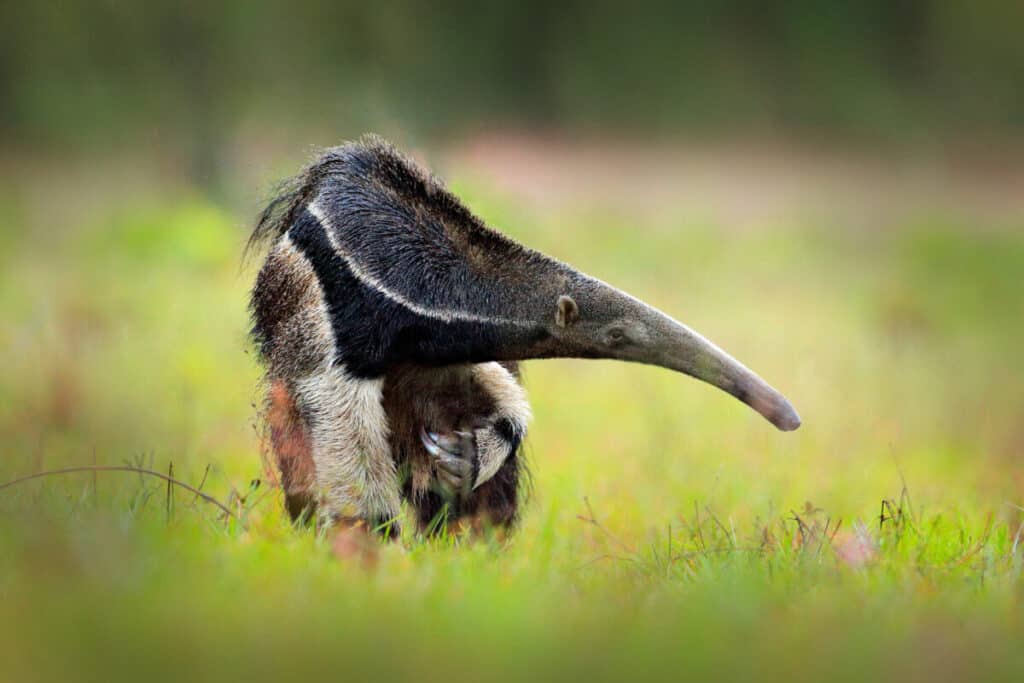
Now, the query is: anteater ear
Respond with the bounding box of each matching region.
[555,295,580,328]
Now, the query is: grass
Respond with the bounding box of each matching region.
[1,152,1023,682]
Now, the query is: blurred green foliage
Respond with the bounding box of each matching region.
[3,0,1023,156]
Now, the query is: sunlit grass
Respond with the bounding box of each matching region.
[1,171,1022,681]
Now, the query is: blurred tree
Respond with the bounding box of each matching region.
[2,0,1021,192]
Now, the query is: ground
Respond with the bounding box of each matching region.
[1,137,1022,682]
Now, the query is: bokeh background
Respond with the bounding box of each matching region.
[2,2,1023,681]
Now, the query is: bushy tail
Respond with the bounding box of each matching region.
[243,134,416,262]
[244,161,320,262]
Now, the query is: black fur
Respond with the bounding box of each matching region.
[248,136,603,377]
[247,134,680,385]
[280,208,549,377]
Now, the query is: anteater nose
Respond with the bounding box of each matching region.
[740,382,801,432]
[772,402,802,431]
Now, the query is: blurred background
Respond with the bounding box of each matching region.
[2,3,1024,681]
[4,1,1023,189]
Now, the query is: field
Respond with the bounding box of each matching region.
[2,138,1023,682]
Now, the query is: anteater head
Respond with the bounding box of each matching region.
[250,135,801,432]
[533,282,801,432]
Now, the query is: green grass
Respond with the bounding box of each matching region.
[1,164,1023,682]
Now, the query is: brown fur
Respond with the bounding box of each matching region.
[254,237,335,379]
[266,379,316,520]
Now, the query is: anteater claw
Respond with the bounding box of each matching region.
[420,427,477,496]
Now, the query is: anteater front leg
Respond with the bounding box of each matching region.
[417,419,526,536]
[458,447,524,537]
[292,364,403,538]
[396,362,530,536]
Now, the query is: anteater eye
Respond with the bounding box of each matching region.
[607,328,625,344]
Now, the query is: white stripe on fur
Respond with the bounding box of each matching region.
[308,199,531,327]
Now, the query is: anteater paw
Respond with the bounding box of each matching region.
[420,426,477,497]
